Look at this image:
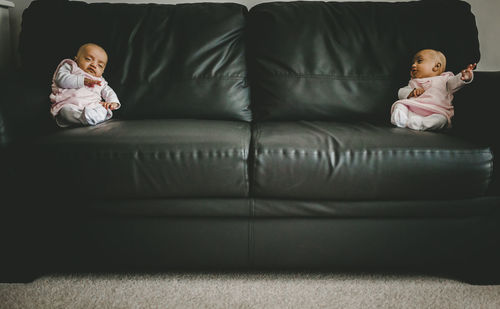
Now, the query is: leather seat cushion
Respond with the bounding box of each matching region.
[252,122,492,200]
[27,120,251,199]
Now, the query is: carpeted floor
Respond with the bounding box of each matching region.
[1,272,500,308]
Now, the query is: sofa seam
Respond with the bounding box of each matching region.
[131,75,246,84]
[256,72,394,81]
[243,128,250,198]
[53,149,244,158]
[188,75,246,81]
[256,149,492,155]
[251,124,261,196]
[248,198,255,268]
[486,153,494,193]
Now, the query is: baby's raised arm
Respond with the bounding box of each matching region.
[55,63,101,89]
[460,63,476,82]
[446,63,476,93]
[55,63,84,89]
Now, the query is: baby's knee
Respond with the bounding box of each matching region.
[391,104,409,128]
[56,105,83,127]
[81,105,108,126]
[422,114,447,131]
[59,105,81,118]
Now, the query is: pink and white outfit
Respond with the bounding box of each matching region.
[50,59,120,127]
[391,72,472,131]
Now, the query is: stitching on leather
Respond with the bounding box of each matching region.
[486,151,494,191]
[248,199,255,267]
[251,124,262,194]
[55,149,244,158]
[258,149,492,156]
[242,129,250,197]
[140,75,246,83]
[258,73,394,81]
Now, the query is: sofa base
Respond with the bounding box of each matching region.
[3,207,498,284]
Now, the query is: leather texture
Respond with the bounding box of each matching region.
[252,197,499,218]
[32,208,500,275]
[26,120,251,199]
[2,0,500,283]
[248,1,480,121]
[41,217,251,272]
[19,0,251,121]
[251,214,500,272]
[253,121,492,200]
[56,197,499,218]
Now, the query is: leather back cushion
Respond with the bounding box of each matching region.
[248,1,480,121]
[20,0,251,121]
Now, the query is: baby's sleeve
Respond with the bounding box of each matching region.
[447,72,473,94]
[398,85,413,100]
[54,63,84,89]
[101,85,121,109]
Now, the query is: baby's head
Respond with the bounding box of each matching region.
[410,49,446,79]
[74,43,108,77]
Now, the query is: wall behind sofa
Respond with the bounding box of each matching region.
[7,0,500,71]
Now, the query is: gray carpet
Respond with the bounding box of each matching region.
[1,272,500,308]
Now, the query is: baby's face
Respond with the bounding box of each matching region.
[410,50,440,79]
[74,45,108,77]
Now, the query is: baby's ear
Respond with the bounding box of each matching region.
[433,63,442,72]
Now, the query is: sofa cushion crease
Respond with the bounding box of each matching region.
[46,197,500,219]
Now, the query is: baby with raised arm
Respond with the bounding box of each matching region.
[50,43,120,127]
[391,49,475,131]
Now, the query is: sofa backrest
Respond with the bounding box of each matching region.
[19,0,251,121]
[247,0,480,122]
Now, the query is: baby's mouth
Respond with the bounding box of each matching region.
[87,68,96,75]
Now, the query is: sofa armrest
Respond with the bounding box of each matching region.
[452,71,500,194]
[0,71,56,148]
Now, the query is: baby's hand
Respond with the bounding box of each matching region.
[84,78,101,88]
[460,63,476,82]
[408,88,425,98]
[100,102,119,110]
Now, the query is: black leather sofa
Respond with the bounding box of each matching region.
[1,0,499,284]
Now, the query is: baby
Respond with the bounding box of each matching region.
[391,49,475,131]
[50,43,120,127]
